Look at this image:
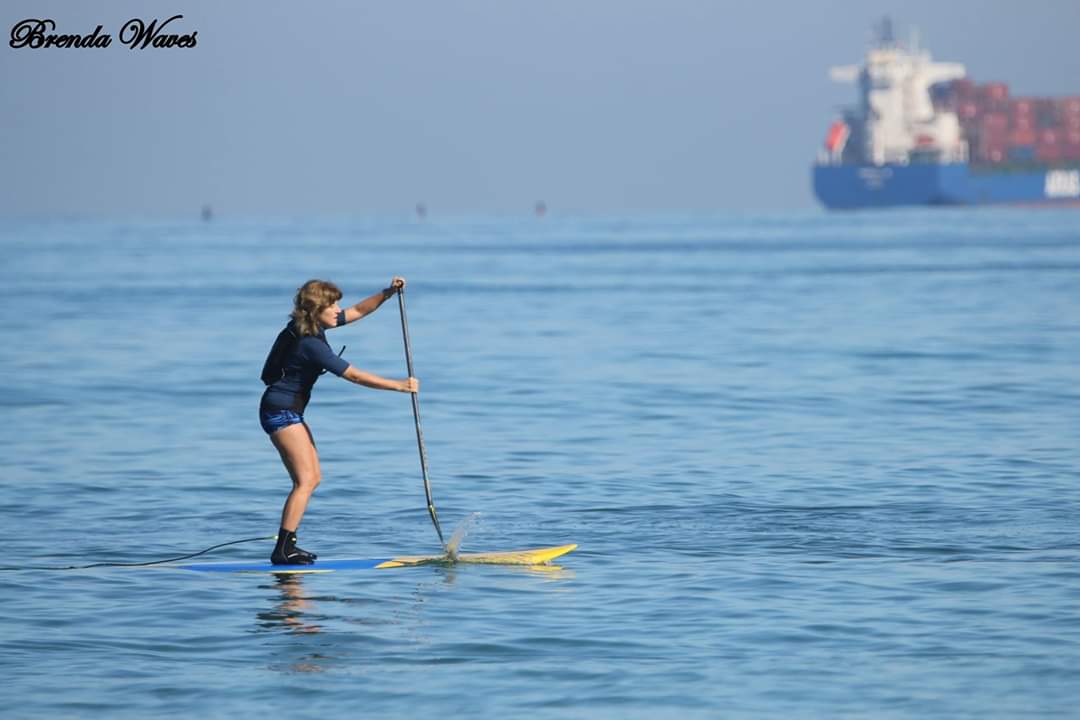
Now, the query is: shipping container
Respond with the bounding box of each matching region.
[981,82,1009,103]
[1036,144,1063,163]
[1011,115,1035,131]
[981,113,1009,131]
[1008,129,1036,146]
[1008,145,1036,163]
[979,134,1009,154]
[1037,112,1060,129]
[1010,99,1034,117]
[1034,98,1059,128]
[958,101,979,120]
[979,145,1006,164]
[980,129,1009,146]
[1059,97,1080,115]
[1039,129,1060,146]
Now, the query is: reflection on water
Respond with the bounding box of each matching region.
[257,575,324,636]
[254,564,575,647]
[255,575,333,673]
[513,564,575,581]
[254,567,461,674]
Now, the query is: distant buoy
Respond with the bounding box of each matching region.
[535,201,547,217]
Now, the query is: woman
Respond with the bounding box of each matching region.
[260,277,418,565]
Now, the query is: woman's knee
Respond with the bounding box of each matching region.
[294,467,321,492]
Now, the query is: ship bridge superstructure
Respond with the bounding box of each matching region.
[823,18,967,166]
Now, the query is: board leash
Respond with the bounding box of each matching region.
[0,535,275,571]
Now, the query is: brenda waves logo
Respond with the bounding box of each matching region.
[9,15,197,49]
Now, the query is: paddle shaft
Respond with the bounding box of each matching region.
[397,288,446,548]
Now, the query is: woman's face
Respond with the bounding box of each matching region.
[318,301,342,328]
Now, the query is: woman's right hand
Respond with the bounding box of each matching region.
[401,377,419,393]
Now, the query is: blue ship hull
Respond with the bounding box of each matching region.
[813,163,1080,209]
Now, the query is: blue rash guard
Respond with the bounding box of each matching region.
[260,311,350,413]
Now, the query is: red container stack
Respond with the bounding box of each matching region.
[983,83,1008,101]
[1036,98,1059,129]
[946,79,1080,166]
[1010,99,1034,120]
[952,78,977,100]
[1010,98,1035,151]
[1061,98,1080,131]
[957,101,978,120]
[1064,129,1080,161]
[1009,128,1036,146]
[977,111,1009,163]
[1036,128,1062,163]
[980,146,1006,164]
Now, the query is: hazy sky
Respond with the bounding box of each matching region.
[3,1,1079,216]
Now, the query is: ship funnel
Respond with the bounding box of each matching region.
[877,17,895,47]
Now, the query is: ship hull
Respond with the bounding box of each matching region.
[813,163,1080,209]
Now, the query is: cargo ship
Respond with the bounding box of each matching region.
[813,18,1080,209]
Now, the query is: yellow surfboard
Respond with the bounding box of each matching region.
[375,543,578,568]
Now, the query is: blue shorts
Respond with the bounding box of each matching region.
[260,408,304,435]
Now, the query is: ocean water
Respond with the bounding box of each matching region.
[2,210,1079,718]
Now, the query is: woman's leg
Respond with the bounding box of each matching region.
[270,421,322,532]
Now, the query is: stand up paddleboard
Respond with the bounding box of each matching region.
[177,293,576,577]
[177,544,577,574]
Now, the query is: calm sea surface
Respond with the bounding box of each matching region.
[2,210,1079,718]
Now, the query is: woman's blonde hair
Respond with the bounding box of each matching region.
[291,279,343,337]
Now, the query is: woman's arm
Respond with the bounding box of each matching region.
[343,365,418,393]
[341,276,406,324]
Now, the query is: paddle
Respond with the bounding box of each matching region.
[396,287,447,550]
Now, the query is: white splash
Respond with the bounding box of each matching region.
[445,512,481,561]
